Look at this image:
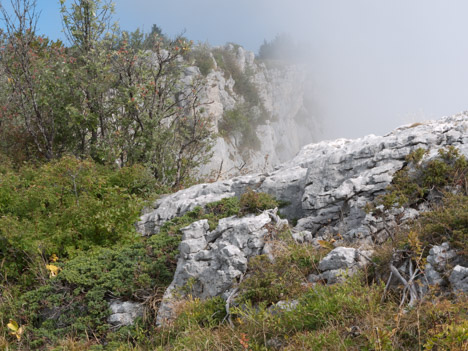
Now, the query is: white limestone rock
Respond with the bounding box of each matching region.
[427,242,457,271]
[449,265,468,293]
[268,300,299,314]
[108,300,143,327]
[144,114,468,323]
[317,247,372,284]
[196,45,319,179]
[156,211,275,325]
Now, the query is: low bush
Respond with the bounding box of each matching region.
[238,231,324,306]
[375,146,467,210]
[239,254,305,304]
[0,157,150,290]
[218,105,262,151]
[185,45,215,76]
[239,188,279,215]
[174,296,227,330]
[418,193,468,258]
[1,165,280,348]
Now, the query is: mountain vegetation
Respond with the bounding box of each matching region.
[0,0,213,189]
[0,1,467,351]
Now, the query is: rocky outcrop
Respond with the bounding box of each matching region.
[450,266,468,293]
[138,114,468,323]
[190,45,319,178]
[139,114,468,238]
[422,243,468,293]
[424,243,457,286]
[156,209,286,325]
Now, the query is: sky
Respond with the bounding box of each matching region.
[3,0,468,141]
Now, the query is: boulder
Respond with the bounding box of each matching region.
[427,243,457,271]
[108,300,143,327]
[423,243,458,288]
[317,247,371,284]
[139,114,468,243]
[156,210,281,325]
[449,265,468,293]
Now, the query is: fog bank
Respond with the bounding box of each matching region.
[116,0,468,140]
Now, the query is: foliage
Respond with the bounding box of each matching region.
[238,228,324,306]
[211,45,270,149]
[258,33,300,61]
[218,105,261,151]
[159,190,278,233]
[0,0,214,188]
[0,156,279,348]
[0,157,150,289]
[109,32,213,187]
[8,234,178,348]
[0,28,80,161]
[184,44,215,76]
[174,296,227,329]
[417,193,468,258]
[375,146,468,210]
[239,188,279,214]
[239,255,305,304]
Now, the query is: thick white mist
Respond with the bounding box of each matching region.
[257,0,468,139]
[115,0,468,140]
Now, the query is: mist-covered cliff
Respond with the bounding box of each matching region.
[183,44,320,179]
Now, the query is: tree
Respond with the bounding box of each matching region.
[60,0,116,159]
[1,0,214,188]
[111,31,213,187]
[258,33,299,61]
[0,0,78,160]
[60,0,214,187]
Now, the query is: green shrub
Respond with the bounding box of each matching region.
[212,47,253,100]
[282,276,378,332]
[0,157,149,289]
[239,189,279,215]
[418,193,468,258]
[5,237,179,346]
[185,45,215,76]
[239,255,305,304]
[238,229,322,305]
[376,146,467,210]
[1,185,280,347]
[219,104,262,151]
[424,320,468,350]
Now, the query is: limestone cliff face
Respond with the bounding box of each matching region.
[185,45,319,179]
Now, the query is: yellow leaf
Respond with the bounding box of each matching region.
[7,320,24,340]
[46,264,61,277]
[14,326,24,340]
[49,254,59,262]
[317,240,335,250]
[7,319,19,332]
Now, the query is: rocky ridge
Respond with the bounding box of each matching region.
[128,114,468,325]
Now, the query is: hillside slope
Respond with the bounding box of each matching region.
[2,114,467,350]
